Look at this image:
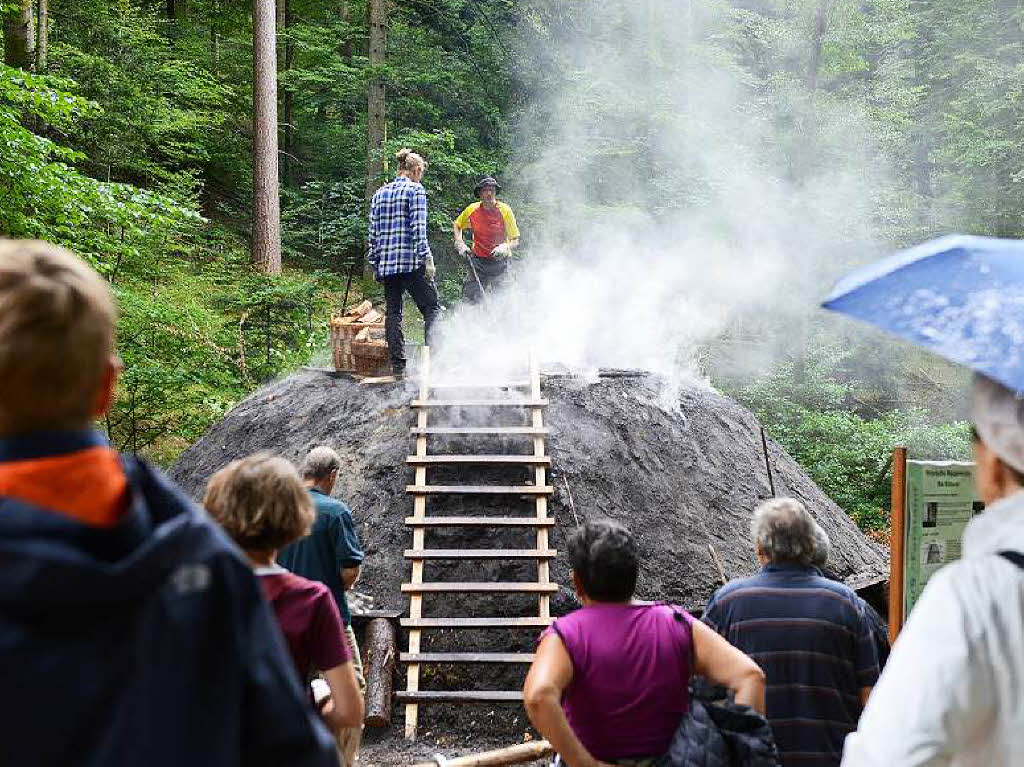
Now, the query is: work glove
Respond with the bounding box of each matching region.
[491,242,512,257]
[455,240,470,256]
[425,255,437,280]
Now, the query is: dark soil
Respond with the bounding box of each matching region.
[170,369,888,759]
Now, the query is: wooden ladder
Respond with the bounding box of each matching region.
[398,347,555,740]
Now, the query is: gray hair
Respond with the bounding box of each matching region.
[300,446,341,481]
[750,497,818,565]
[810,522,830,569]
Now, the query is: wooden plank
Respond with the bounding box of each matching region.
[401,616,553,629]
[401,582,559,593]
[406,485,554,495]
[411,740,553,767]
[404,516,556,527]
[406,455,551,466]
[404,549,557,560]
[411,427,549,436]
[411,399,548,408]
[396,690,524,703]
[889,446,908,644]
[428,381,530,390]
[400,652,535,664]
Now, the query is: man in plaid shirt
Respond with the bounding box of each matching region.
[367,148,440,377]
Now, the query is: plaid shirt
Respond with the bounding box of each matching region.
[367,176,432,278]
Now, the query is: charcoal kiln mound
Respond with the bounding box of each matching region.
[170,369,888,612]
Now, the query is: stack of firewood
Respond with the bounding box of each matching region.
[330,300,389,375]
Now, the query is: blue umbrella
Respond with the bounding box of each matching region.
[822,234,1024,392]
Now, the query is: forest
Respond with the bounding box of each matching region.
[3,0,1021,534]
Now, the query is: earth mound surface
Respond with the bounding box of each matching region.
[170,369,888,613]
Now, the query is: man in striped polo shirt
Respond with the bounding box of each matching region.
[703,498,880,767]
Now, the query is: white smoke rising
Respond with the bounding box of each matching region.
[430,0,889,386]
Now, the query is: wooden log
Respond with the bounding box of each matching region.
[363,617,396,727]
[411,740,553,767]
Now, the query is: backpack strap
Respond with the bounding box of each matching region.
[998,550,1024,570]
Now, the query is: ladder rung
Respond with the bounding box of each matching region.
[406,485,554,495]
[401,652,535,664]
[411,427,549,436]
[404,516,555,527]
[404,549,557,560]
[406,455,550,466]
[396,690,524,703]
[401,617,553,629]
[402,582,559,593]
[428,382,530,390]
[411,399,548,408]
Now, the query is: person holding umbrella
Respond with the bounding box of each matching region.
[823,236,1024,766]
[453,176,520,303]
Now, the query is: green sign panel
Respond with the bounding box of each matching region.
[903,460,983,619]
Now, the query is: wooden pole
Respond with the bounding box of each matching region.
[363,617,396,727]
[888,446,907,644]
[411,740,553,767]
[404,345,430,740]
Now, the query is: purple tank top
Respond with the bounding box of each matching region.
[542,602,693,760]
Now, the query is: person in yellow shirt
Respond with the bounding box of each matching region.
[453,177,520,303]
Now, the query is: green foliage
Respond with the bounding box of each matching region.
[731,346,971,533]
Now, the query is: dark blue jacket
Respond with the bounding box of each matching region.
[0,433,337,767]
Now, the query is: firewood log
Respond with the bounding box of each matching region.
[363,617,396,727]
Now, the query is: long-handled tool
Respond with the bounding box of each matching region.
[461,246,494,309]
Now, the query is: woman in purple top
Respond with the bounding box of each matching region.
[524,520,765,766]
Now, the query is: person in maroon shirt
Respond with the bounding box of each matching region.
[205,453,364,749]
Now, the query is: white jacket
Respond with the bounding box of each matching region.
[842,490,1024,766]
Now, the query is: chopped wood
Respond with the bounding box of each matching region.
[410,740,553,767]
[354,327,371,342]
[363,617,396,728]
[346,299,373,317]
[708,543,728,585]
[357,308,382,324]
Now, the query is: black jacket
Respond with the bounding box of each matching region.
[0,434,336,767]
[660,698,779,767]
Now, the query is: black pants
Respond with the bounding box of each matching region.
[382,265,441,371]
[461,255,508,303]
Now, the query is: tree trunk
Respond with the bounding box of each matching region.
[340,0,352,64]
[363,618,396,727]
[806,0,831,94]
[365,0,387,201]
[252,0,282,275]
[35,0,47,71]
[281,0,294,186]
[167,0,186,20]
[3,0,35,70]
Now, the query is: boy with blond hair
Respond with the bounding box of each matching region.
[0,240,337,767]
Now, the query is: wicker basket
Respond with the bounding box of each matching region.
[330,322,363,373]
[351,340,392,377]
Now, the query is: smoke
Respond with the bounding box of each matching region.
[430,0,891,387]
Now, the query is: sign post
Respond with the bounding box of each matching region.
[888,447,907,643]
[889,450,981,641]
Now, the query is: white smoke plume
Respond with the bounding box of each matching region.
[430,0,890,387]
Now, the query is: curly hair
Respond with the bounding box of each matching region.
[204,453,314,552]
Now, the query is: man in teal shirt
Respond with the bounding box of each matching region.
[278,446,365,763]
